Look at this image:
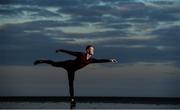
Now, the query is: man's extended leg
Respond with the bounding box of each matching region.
[34,59,55,65]
[34,59,66,68]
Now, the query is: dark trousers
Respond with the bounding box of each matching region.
[41,60,75,98]
[67,71,75,98]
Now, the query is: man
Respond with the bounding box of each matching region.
[34,45,117,104]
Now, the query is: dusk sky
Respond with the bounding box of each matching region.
[0,0,180,97]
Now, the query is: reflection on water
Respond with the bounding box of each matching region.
[0,102,180,109]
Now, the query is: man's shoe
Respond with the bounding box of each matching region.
[70,98,76,105]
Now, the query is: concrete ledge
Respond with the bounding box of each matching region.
[0,96,179,104]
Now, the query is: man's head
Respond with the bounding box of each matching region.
[86,45,94,55]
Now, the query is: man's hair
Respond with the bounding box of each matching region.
[86,45,94,50]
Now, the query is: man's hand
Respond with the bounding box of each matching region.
[110,59,118,63]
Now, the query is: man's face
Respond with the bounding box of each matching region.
[87,47,94,55]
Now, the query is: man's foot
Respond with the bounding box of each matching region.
[70,98,76,105]
[34,60,44,65]
[70,98,76,109]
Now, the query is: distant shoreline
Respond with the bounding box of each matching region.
[0,96,179,104]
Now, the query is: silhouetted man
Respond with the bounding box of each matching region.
[34,45,117,104]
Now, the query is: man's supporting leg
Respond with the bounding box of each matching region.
[67,71,75,103]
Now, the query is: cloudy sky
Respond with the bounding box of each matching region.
[0,0,180,97]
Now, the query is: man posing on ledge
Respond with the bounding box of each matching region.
[34,45,118,105]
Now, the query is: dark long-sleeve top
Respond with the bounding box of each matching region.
[59,49,111,71]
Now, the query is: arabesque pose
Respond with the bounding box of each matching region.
[34,45,118,105]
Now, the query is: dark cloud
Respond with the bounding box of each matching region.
[105,23,131,29]
[0,5,60,18]
[151,25,180,46]
[0,0,13,4]
[0,0,81,7]
[70,16,103,23]
[0,8,17,16]
[59,6,104,17]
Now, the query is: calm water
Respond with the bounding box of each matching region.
[0,102,180,109]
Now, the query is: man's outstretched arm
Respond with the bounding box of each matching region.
[56,49,81,57]
[90,58,118,63]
